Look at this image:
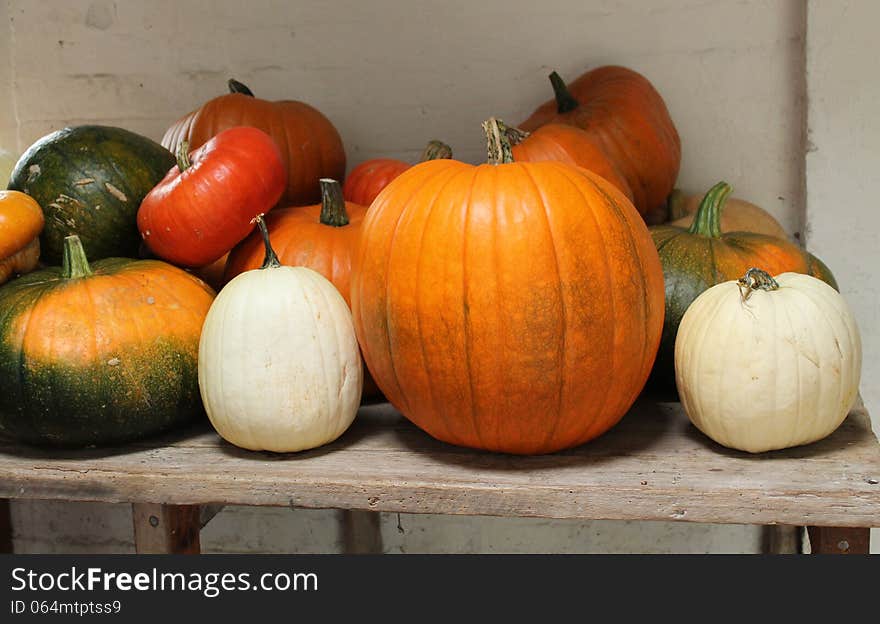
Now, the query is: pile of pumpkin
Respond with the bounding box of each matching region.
[0,67,861,456]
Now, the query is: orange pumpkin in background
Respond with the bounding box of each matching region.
[351,118,665,454]
[225,179,382,401]
[520,66,681,223]
[162,79,345,206]
[343,140,453,207]
[508,123,633,203]
[0,190,44,285]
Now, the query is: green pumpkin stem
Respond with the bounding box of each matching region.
[737,267,780,302]
[176,140,193,173]
[420,140,453,161]
[61,235,93,279]
[688,181,732,238]
[319,179,349,227]
[228,79,255,97]
[502,124,530,146]
[253,214,281,269]
[483,118,516,165]
[549,71,579,114]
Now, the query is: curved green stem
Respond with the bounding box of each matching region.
[253,214,281,269]
[549,71,579,114]
[688,181,732,238]
[482,117,515,165]
[176,140,192,173]
[228,79,255,97]
[61,235,93,279]
[319,179,349,227]
[420,140,453,161]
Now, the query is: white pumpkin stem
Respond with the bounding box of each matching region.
[251,214,281,269]
[737,267,779,302]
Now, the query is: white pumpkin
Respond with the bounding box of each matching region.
[198,217,362,452]
[675,268,861,453]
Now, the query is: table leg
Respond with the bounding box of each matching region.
[806,526,870,554]
[132,503,201,554]
[761,525,801,554]
[0,499,12,553]
[341,510,383,554]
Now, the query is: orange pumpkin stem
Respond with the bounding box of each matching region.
[482,118,516,165]
[227,78,255,97]
[420,140,453,162]
[688,181,731,239]
[549,71,580,114]
[176,140,193,173]
[61,235,93,279]
[319,179,349,227]
[252,214,281,269]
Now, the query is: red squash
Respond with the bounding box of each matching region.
[343,140,452,206]
[138,126,286,267]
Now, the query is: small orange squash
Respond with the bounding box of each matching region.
[0,190,44,285]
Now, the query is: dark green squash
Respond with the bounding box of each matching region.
[648,181,820,391]
[8,126,175,263]
[0,235,214,447]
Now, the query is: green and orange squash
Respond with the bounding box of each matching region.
[8,126,175,264]
[649,181,835,390]
[0,235,215,447]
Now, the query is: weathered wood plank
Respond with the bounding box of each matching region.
[132,503,201,554]
[806,526,870,554]
[0,401,877,528]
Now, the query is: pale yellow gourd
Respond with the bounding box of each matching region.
[675,269,861,453]
[198,216,362,452]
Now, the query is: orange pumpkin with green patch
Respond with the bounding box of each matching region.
[0,235,215,447]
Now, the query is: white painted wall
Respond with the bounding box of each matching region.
[0,0,874,553]
[805,0,880,553]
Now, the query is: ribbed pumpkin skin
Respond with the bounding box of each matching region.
[520,66,681,220]
[352,159,665,454]
[676,272,861,453]
[667,190,789,239]
[162,90,345,206]
[510,124,633,203]
[9,126,175,263]
[0,250,215,447]
[343,159,411,207]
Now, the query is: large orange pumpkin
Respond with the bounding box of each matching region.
[351,118,665,454]
[507,123,633,203]
[520,66,681,223]
[162,79,345,206]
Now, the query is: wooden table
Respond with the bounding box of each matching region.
[0,399,877,554]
